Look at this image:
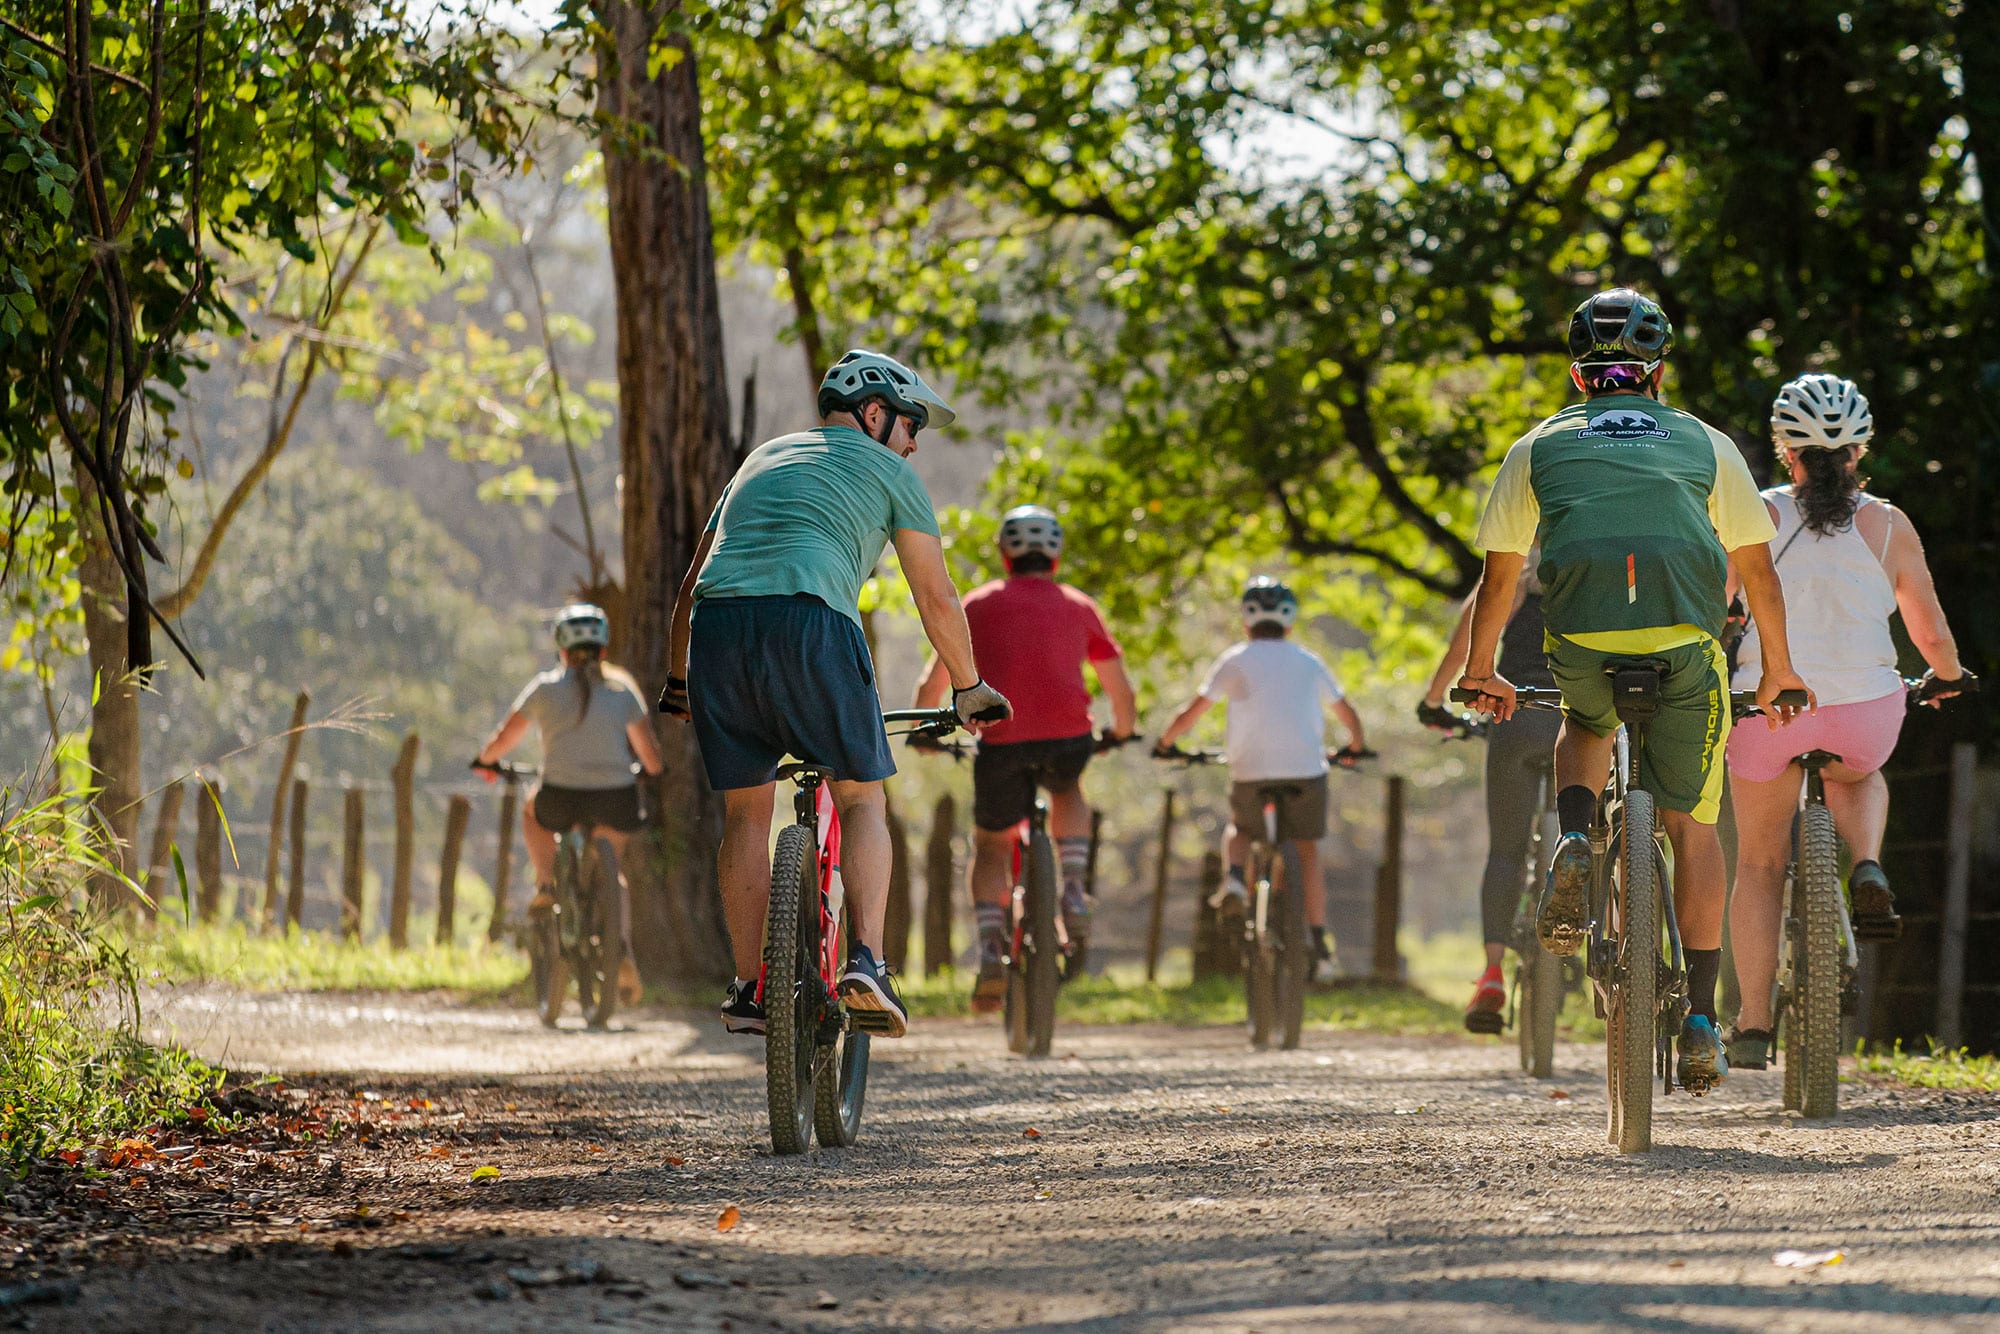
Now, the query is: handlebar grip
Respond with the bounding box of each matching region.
[1772,689,1809,709]
[969,705,1010,723]
[1447,688,1481,703]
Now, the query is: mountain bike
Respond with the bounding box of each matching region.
[471,759,625,1030]
[908,732,1131,1057]
[1431,709,1569,1075]
[761,707,965,1155]
[1455,672,1806,1153]
[1758,672,1978,1120]
[1155,745,1373,1051]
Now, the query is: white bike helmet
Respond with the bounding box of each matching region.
[1240,576,1298,630]
[553,603,610,651]
[816,348,958,437]
[997,504,1063,565]
[1771,373,1873,452]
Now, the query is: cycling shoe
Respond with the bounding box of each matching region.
[1537,834,1592,958]
[1677,1015,1728,1093]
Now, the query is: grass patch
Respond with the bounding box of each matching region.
[899,966,1463,1034]
[1855,1041,2000,1092]
[130,922,529,995]
[0,789,222,1166]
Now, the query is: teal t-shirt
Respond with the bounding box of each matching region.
[693,426,942,627]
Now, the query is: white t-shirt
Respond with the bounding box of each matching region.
[1198,639,1345,781]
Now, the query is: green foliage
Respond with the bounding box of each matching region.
[1856,1039,2000,1092]
[0,788,220,1166]
[130,922,527,995]
[705,1,1994,682]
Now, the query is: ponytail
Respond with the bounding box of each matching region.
[566,646,603,723]
[1795,445,1862,536]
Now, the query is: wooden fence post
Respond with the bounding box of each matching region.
[284,776,309,931]
[340,787,365,941]
[1372,775,1406,984]
[388,733,421,949]
[1145,791,1176,982]
[1936,742,1978,1048]
[923,794,956,976]
[195,777,223,924]
[141,780,186,924]
[261,692,310,931]
[488,779,519,942]
[884,800,912,972]
[434,795,471,947]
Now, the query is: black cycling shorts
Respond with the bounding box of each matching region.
[530,783,643,834]
[972,734,1094,831]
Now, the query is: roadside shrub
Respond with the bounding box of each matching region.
[0,790,216,1168]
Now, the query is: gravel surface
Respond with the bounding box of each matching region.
[24,986,2000,1331]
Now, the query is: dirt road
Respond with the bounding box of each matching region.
[25,987,2000,1331]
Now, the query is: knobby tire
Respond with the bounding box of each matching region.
[1519,811,1564,1078]
[813,901,871,1147]
[1024,828,1061,1058]
[764,826,818,1155]
[1275,843,1308,1050]
[1608,790,1658,1154]
[582,837,623,1030]
[1794,805,1842,1119]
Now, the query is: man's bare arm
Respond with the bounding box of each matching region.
[667,529,716,681]
[893,529,979,688]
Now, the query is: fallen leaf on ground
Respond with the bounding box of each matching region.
[663,1156,685,1167]
[470,1165,501,1183]
[716,1204,741,1232]
[1550,1090,1571,1100]
[1022,1128,1042,1139]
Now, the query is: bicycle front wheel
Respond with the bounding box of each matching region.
[530,909,567,1028]
[1274,844,1308,1050]
[1792,804,1842,1119]
[1023,828,1061,1058]
[1607,790,1658,1154]
[814,905,871,1147]
[763,825,819,1155]
[581,837,624,1030]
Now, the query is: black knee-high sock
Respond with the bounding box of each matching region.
[1556,785,1596,838]
[1686,948,1721,1022]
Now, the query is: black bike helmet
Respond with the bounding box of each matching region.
[1567,288,1674,366]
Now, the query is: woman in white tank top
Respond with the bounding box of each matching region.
[1722,375,1973,1068]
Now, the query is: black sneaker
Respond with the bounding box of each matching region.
[1849,860,1901,942]
[838,944,909,1038]
[1537,833,1592,958]
[1725,1026,1772,1070]
[719,978,765,1036]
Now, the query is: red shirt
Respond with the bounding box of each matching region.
[962,577,1122,744]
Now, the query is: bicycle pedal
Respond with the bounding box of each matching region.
[847,1009,901,1036]
[1463,1011,1504,1036]
[1852,915,1901,944]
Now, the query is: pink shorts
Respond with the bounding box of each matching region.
[1725,689,1906,783]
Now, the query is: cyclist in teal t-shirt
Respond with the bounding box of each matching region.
[663,349,1010,1040]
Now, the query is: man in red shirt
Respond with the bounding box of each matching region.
[914,504,1138,1010]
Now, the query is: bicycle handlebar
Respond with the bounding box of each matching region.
[470,759,537,781]
[1151,744,1225,765]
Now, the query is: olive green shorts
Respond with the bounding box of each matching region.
[1544,633,1731,824]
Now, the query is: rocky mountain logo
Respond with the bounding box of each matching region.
[1577,407,1671,441]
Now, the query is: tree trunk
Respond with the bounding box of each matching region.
[77,475,143,908]
[596,7,737,987]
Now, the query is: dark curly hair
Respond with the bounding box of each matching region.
[1794,445,1863,536]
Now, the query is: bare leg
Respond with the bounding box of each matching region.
[1484,942,1506,969]
[1822,765,1889,862]
[600,828,636,958]
[1553,719,1616,798]
[1295,840,1326,928]
[719,785,776,981]
[969,828,1016,909]
[829,779,890,955]
[1661,810,1727,949]
[1724,766,1801,1031]
[522,796,556,886]
[1223,823,1249,870]
[1048,784,1091,840]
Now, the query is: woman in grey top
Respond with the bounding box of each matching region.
[477,604,664,1002]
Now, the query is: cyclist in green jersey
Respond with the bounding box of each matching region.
[1458,288,1813,1091]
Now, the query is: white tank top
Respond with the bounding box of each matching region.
[1733,487,1902,706]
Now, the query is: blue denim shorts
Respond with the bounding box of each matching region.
[689,595,895,790]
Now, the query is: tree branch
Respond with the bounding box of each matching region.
[1327,358,1481,593]
[1274,486,1466,597]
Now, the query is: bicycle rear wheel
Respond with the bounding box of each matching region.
[814,906,871,1147]
[763,825,819,1155]
[1792,805,1842,1119]
[1275,844,1308,1050]
[1244,849,1276,1050]
[535,841,578,1027]
[1023,828,1061,1058]
[1607,790,1658,1154]
[581,837,624,1030]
